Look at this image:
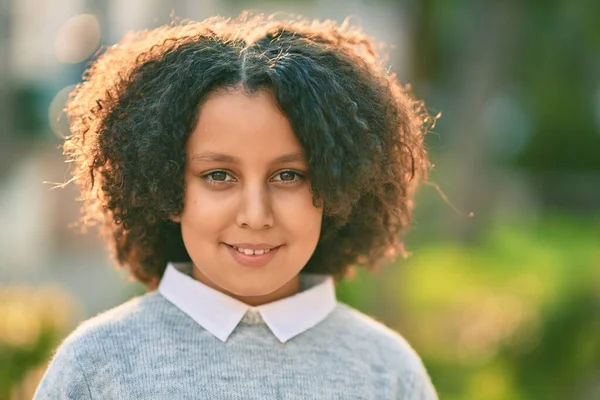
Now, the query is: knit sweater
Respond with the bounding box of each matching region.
[34,291,438,399]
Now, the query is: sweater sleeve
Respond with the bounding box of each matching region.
[33,342,93,400]
[412,371,438,400]
[397,369,439,400]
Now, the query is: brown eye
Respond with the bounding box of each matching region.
[272,170,305,184]
[280,171,297,181]
[209,171,228,181]
[202,170,235,184]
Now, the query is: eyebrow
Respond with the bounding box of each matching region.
[190,151,305,165]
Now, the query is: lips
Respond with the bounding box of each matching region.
[227,243,279,250]
[230,246,275,256]
[226,243,280,255]
[224,243,281,267]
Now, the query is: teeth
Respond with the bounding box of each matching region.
[234,247,274,256]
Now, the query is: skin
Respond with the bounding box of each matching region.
[174,88,323,306]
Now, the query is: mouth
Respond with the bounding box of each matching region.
[223,243,282,267]
[227,245,278,256]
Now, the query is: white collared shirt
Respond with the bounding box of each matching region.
[158,262,337,343]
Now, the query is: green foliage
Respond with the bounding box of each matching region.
[337,215,600,400]
[0,286,80,399]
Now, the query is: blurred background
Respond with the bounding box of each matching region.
[0,0,599,399]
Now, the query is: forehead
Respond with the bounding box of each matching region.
[187,89,304,161]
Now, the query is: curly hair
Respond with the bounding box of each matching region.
[63,13,435,290]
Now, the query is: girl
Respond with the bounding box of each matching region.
[35,13,438,399]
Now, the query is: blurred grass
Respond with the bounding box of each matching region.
[0,286,81,400]
[338,214,600,400]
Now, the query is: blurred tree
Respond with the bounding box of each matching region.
[408,0,600,239]
[514,0,600,211]
[409,0,527,240]
[0,0,17,181]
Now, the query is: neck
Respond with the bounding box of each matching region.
[192,267,300,306]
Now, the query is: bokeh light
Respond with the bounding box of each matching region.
[54,14,100,64]
[48,85,75,139]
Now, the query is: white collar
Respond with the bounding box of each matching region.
[158,262,337,343]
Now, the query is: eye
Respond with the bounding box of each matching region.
[202,170,235,184]
[271,170,305,184]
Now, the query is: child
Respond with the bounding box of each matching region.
[35,13,438,399]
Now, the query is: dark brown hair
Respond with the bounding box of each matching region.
[64,14,435,290]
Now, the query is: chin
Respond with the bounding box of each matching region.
[222,278,285,296]
[224,280,279,297]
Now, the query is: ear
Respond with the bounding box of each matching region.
[169,214,182,223]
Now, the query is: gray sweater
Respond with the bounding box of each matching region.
[34,291,438,399]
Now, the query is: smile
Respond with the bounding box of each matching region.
[231,246,275,256]
[224,243,282,267]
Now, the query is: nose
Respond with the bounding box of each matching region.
[235,181,274,230]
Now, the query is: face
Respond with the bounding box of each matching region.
[176,88,323,306]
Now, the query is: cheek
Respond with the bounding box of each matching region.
[180,180,231,235]
[274,189,323,241]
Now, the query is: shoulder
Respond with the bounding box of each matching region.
[34,292,169,399]
[54,290,168,350]
[42,292,172,370]
[328,303,438,399]
[331,303,424,370]
[57,291,164,348]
